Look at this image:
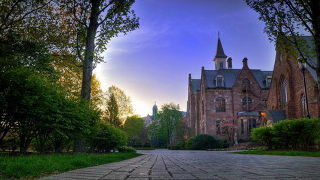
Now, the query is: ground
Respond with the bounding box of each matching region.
[43,149,320,180]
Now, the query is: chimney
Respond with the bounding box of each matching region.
[227,57,232,69]
[242,57,248,68]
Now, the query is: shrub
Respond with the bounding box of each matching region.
[251,126,274,149]
[168,141,185,150]
[218,140,229,148]
[192,134,219,150]
[118,146,136,153]
[185,137,194,149]
[251,118,320,150]
[89,123,127,152]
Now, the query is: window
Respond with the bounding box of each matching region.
[281,80,288,107]
[219,63,223,69]
[279,51,283,63]
[242,96,252,105]
[248,118,256,133]
[266,77,272,87]
[216,75,224,87]
[216,120,221,135]
[216,97,226,112]
[241,119,244,135]
[301,95,307,117]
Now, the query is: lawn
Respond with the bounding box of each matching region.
[0,152,140,179]
[235,149,320,157]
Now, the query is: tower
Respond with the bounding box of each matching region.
[152,102,158,120]
[214,35,227,70]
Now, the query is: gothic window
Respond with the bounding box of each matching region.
[281,79,288,107]
[216,120,221,135]
[241,119,244,135]
[216,75,224,87]
[300,95,307,117]
[216,97,226,112]
[248,118,256,133]
[242,96,252,105]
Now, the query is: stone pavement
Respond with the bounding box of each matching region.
[42,149,320,180]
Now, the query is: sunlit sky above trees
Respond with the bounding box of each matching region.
[95,0,276,117]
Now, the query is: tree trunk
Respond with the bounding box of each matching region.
[75,0,100,153]
[311,0,320,117]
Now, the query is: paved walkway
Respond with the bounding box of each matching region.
[42,149,320,180]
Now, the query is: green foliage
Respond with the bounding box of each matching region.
[185,137,195,150]
[106,93,121,127]
[235,150,320,157]
[89,123,127,152]
[251,118,320,150]
[123,115,147,147]
[191,134,219,150]
[0,153,140,179]
[118,146,136,153]
[158,103,183,146]
[251,126,274,149]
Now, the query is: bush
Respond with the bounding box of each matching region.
[251,118,320,150]
[251,126,274,149]
[185,137,194,149]
[118,146,136,153]
[218,140,229,148]
[168,141,185,150]
[191,134,219,150]
[89,123,127,152]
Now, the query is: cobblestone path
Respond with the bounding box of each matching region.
[42,149,320,180]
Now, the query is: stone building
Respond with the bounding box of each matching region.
[186,37,273,141]
[267,36,320,119]
[143,103,158,127]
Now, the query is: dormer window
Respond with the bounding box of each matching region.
[266,76,272,87]
[216,75,224,87]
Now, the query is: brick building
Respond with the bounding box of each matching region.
[186,37,273,141]
[266,36,320,119]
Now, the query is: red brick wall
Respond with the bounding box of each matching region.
[267,50,319,118]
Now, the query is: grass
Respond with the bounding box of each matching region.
[0,152,140,179]
[235,149,320,157]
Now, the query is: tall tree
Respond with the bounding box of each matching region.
[158,103,183,146]
[106,93,121,127]
[67,0,139,102]
[104,86,133,120]
[245,0,320,89]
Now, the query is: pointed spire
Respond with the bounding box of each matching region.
[215,36,227,58]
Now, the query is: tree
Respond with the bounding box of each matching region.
[123,115,146,147]
[245,0,320,90]
[158,103,183,146]
[104,86,133,120]
[106,93,121,126]
[66,0,139,102]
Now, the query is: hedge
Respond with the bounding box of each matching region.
[251,118,320,150]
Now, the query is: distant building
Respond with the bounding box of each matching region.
[267,36,320,119]
[142,103,158,127]
[186,36,273,140]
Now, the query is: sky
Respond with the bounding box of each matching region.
[94,0,276,117]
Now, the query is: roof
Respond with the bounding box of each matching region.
[190,79,201,94]
[266,110,286,123]
[204,69,273,89]
[215,37,227,58]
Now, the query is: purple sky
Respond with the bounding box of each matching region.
[95,0,276,116]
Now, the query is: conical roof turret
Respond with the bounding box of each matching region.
[215,37,227,58]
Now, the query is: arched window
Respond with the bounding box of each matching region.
[300,95,307,117]
[216,75,224,87]
[281,79,288,107]
[242,79,250,86]
[216,97,226,112]
[242,96,252,105]
[219,63,223,69]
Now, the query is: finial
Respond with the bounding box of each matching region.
[218,31,220,38]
